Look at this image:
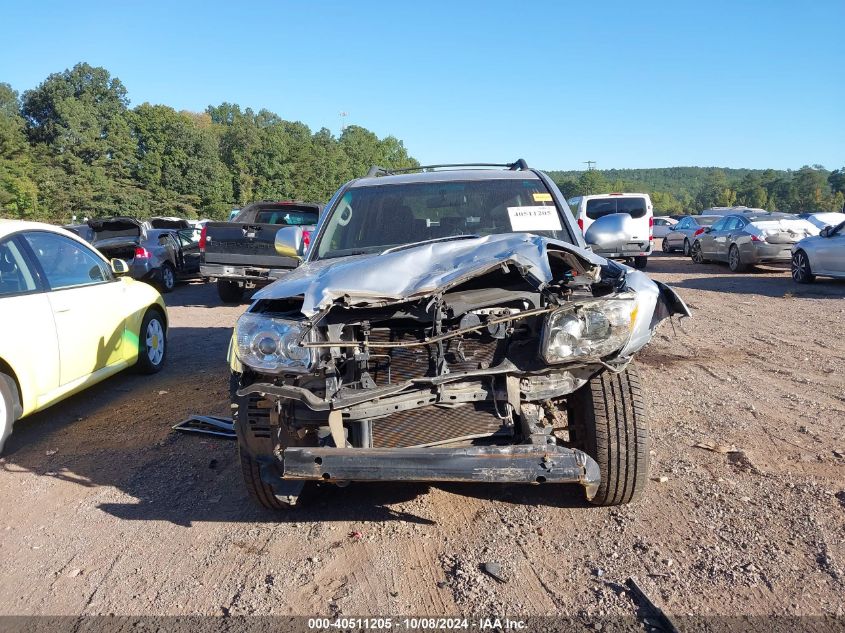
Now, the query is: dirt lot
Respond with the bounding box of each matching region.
[1,246,844,622]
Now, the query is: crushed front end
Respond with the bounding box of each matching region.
[228,234,689,507]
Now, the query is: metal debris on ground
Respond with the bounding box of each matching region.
[172,415,235,438]
[626,576,679,633]
[693,440,741,454]
[480,561,507,583]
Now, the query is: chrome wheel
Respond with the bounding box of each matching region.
[691,241,703,263]
[145,318,165,366]
[791,251,814,283]
[729,246,740,270]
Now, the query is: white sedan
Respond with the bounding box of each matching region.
[0,220,168,452]
[652,216,678,238]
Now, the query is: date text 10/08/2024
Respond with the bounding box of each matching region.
[307,618,528,630]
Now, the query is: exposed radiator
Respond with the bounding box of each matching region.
[372,402,511,448]
[367,329,500,384]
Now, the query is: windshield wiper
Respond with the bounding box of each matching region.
[380,234,481,255]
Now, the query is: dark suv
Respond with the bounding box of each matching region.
[228,161,689,509]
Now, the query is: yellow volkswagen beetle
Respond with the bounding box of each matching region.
[0,220,168,452]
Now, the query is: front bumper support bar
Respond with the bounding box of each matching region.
[281,444,601,500]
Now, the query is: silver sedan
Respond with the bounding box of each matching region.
[662,215,720,255]
[791,220,845,283]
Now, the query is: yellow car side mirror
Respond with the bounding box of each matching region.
[111,258,129,276]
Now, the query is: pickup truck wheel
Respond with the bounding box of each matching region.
[159,263,176,293]
[217,279,244,303]
[0,373,20,454]
[567,365,650,506]
[135,308,167,374]
[633,256,648,270]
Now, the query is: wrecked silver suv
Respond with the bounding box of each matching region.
[228,161,689,509]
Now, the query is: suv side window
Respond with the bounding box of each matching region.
[0,237,39,297]
[22,231,112,290]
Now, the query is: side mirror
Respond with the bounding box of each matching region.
[275,226,304,259]
[110,258,129,276]
[820,226,832,238]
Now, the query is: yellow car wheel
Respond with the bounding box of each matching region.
[0,373,20,454]
[135,308,167,374]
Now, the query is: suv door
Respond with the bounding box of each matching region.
[21,231,128,386]
[0,235,60,407]
[175,229,201,273]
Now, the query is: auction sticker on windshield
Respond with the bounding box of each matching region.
[507,205,563,231]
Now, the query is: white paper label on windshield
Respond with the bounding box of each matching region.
[507,205,563,231]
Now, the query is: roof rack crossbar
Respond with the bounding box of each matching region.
[366,159,529,178]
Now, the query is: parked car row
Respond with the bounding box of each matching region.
[65,216,201,292]
[659,210,845,283]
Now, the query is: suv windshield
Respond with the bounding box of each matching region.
[586,197,647,220]
[315,178,570,259]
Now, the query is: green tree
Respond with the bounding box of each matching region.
[577,170,609,196]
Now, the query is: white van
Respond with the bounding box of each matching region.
[567,193,654,269]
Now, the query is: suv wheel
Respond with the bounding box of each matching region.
[0,373,20,454]
[159,263,176,293]
[791,250,815,284]
[234,380,312,510]
[567,365,649,506]
[728,245,747,272]
[217,279,244,303]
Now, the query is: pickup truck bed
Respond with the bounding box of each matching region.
[200,201,320,303]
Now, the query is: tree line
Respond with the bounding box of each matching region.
[1,62,841,222]
[0,63,417,222]
[549,165,845,216]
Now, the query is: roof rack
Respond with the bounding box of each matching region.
[365,159,529,178]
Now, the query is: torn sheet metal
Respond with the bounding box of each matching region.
[172,415,235,439]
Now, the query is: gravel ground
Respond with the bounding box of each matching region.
[0,246,843,623]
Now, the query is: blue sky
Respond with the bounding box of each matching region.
[1,0,842,171]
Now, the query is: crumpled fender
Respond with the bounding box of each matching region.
[619,271,691,358]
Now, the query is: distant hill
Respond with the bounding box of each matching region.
[544,166,844,215]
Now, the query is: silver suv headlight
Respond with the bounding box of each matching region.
[542,298,636,363]
[234,313,314,373]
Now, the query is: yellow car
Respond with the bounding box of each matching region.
[0,220,168,452]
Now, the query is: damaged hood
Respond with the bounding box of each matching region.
[254,233,606,316]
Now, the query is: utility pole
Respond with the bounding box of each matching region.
[584,160,596,171]
[339,111,349,132]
